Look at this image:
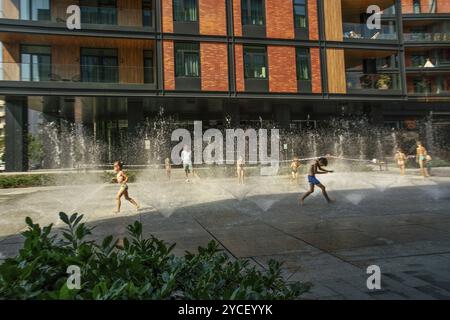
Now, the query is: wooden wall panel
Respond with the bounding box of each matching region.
[2,0,19,19]
[117,0,143,27]
[2,42,20,81]
[323,0,343,41]
[326,48,346,94]
[52,44,80,81]
[200,0,227,36]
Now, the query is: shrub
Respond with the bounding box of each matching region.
[0,213,310,300]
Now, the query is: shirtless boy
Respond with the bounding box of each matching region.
[300,157,334,205]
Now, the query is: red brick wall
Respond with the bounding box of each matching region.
[308,0,319,40]
[268,46,297,93]
[437,0,450,12]
[200,0,227,35]
[201,42,229,91]
[310,47,322,93]
[401,0,413,13]
[266,0,294,39]
[233,0,242,36]
[234,44,245,91]
[163,40,175,90]
[162,0,173,33]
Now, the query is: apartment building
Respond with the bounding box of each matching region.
[0,0,449,171]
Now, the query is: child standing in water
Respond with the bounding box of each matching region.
[237,156,245,185]
[165,158,172,180]
[394,149,407,176]
[416,141,430,178]
[290,157,301,184]
[300,157,334,205]
[113,161,139,213]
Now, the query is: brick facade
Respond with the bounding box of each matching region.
[268,46,297,93]
[163,40,175,90]
[308,0,319,40]
[162,0,173,33]
[201,42,229,91]
[437,0,450,13]
[310,47,322,94]
[234,44,245,92]
[233,0,243,36]
[266,0,295,39]
[200,0,227,35]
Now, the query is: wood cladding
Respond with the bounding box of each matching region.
[326,48,346,94]
[323,0,343,41]
[2,0,19,19]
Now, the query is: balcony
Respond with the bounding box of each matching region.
[407,75,450,96]
[0,1,155,34]
[343,22,397,41]
[346,72,401,93]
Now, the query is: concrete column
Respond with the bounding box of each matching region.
[5,97,28,172]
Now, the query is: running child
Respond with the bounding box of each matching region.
[300,157,334,205]
[237,156,245,185]
[290,157,301,183]
[113,161,139,213]
[394,149,407,176]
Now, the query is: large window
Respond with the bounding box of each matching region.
[80,48,118,83]
[80,0,117,25]
[173,0,198,22]
[20,45,51,81]
[144,50,154,83]
[175,42,200,77]
[20,0,50,21]
[241,0,265,26]
[413,0,421,13]
[293,0,307,29]
[296,48,311,81]
[143,0,153,27]
[244,46,267,79]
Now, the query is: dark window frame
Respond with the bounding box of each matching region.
[142,0,154,27]
[243,45,268,79]
[173,0,199,23]
[80,0,118,25]
[296,48,311,81]
[174,42,201,78]
[80,47,119,83]
[20,44,52,82]
[293,0,308,30]
[144,50,154,84]
[241,0,266,26]
[19,0,51,21]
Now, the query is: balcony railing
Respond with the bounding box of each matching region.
[404,31,450,42]
[346,72,401,92]
[0,63,155,85]
[0,6,154,29]
[343,23,397,41]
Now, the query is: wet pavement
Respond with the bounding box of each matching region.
[1,170,450,300]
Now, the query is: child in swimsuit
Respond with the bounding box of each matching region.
[237,156,245,185]
[113,161,139,213]
[290,158,301,183]
[394,149,407,176]
[300,157,334,205]
[416,142,429,178]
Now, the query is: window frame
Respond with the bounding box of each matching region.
[80,47,119,83]
[173,0,199,23]
[295,47,311,81]
[174,42,201,78]
[243,45,268,80]
[20,45,52,82]
[241,0,266,26]
[19,0,51,21]
[80,0,118,25]
[144,50,154,84]
[293,0,308,30]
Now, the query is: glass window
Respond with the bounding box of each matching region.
[241,0,265,26]
[144,50,154,83]
[20,0,50,21]
[244,46,267,79]
[296,48,311,80]
[20,45,51,81]
[413,77,431,93]
[175,42,200,77]
[80,0,117,25]
[80,48,118,83]
[413,0,421,13]
[143,0,153,27]
[293,0,307,29]
[173,0,198,22]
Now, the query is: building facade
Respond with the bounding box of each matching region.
[0,0,449,171]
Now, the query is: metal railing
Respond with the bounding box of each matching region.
[346,72,401,91]
[343,22,397,41]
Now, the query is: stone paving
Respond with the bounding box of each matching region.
[0,170,450,300]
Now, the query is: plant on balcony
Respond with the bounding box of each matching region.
[0,213,310,300]
[376,74,392,90]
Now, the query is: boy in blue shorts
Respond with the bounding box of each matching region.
[300,157,334,205]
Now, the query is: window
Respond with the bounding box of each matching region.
[241,0,265,26]
[413,77,431,93]
[20,0,50,21]
[173,0,198,22]
[293,0,307,29]
[144,50,154,83]
[413,0,421,14]
[80,0,117,25]
[143,0,153,27]
[20,45,51,81]
[80,48,118,83]
[175,43,200,77]
[296,48,311,81]
[244,46,267,79]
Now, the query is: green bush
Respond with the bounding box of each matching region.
[0,174,56,188]
[0,213,310,300]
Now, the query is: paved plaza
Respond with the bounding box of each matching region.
[1,169,450,300]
